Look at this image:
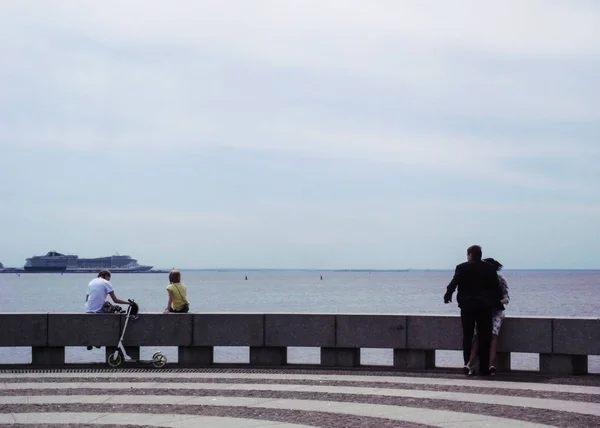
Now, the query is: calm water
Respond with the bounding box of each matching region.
[1,270,599,370]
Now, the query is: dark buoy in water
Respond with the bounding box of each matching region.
[320,275,323,280]
[245,275,248,280]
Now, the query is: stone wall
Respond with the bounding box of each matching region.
[0,313,597,375]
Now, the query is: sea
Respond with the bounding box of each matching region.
[1,269,599,371]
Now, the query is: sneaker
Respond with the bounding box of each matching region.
[463,364,475,376]
[489,366,497,376]
[86,346,93,351]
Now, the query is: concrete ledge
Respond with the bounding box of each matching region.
[48,314,120,346]
[321,347,360,367]
[553,318,600,355]
[179,346,214,366]
[1,312,599,377]
[407,315,461,350]
[540,353,588,375]
[194,314,263,346]
[250,347,287,365]
[497,317,552,353]
[394,349,435,370]
[122,314,192,346]
[32,346,64,366]
[265,314,335,347]
[336,315,406,348]
[0,313,47,346]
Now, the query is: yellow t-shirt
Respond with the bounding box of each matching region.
[167,282,188,311]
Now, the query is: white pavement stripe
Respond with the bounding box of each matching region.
[1,382,598,417]
[0,412,313,427]
[1,372,598,395]
[0,396,556,428]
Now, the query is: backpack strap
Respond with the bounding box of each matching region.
[172,283,188,304]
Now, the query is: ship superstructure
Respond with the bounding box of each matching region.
[23,251,153,273]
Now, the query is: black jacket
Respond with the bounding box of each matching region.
[444,260,504,310]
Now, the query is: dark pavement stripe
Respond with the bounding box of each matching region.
[1,389,598,427]
[2,368,599,386]
[2,376,598,403]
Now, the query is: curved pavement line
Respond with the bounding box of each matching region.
[2,381,599,416]
[0,411,313,427]
[1,372,598,395]
[0,395,556,428]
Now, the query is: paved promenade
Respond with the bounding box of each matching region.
[0,368,599,427]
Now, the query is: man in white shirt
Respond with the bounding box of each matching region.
[85,270,130,313]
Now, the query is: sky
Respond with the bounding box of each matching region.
[0,1,599,270]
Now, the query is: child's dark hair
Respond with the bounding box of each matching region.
[483,258,503,271]
[169,270,181,283]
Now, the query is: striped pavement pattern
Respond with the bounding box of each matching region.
[0,368,599,427]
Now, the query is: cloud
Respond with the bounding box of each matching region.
[2,1,598,158]
[10,0,599,56]
[1,1,599,268]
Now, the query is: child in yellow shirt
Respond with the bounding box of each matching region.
[163,270,189,313]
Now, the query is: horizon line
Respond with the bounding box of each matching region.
[164,267,600,272]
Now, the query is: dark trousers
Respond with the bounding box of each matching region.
[168,303,189,313]
[460,305,493,372]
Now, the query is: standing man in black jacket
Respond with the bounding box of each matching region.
[444,245,503,376]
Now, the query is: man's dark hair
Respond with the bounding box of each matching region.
[467,245,482,260]
[483,257,503,271]
[98,270,111,280]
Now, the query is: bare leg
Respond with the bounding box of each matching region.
[489,334,499,368]
[468,340,479,367]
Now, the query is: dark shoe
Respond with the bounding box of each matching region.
[489,366,497,376]
[86,346,93,350]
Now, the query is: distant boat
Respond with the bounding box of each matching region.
[23,251,153,273]
[0,264,21,273]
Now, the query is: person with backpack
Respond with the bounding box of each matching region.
[85,269,131,350]
[85,270,130,314]
[444,245,503,376]
[465,257,510,376]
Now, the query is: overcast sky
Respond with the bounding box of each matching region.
[1,1,599,270]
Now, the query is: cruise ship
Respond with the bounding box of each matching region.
[23,251,154,273]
